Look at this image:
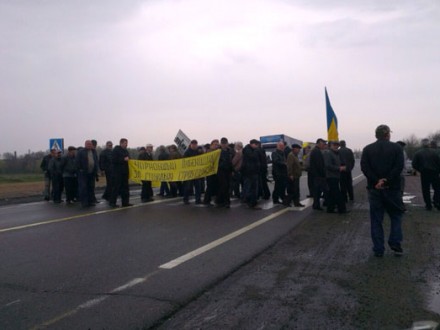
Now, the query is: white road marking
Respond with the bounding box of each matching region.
[159,207,290,269]
[0,197,180,234]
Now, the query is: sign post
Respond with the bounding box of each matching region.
[174,130,191,154]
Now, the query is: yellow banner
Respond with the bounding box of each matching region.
[129,149,221,183]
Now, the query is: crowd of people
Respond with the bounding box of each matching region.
[38,127,440,259]
[39,135,359,212]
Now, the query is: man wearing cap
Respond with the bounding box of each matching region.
[412,138,440,210]
[309,138,328,210]
[324,140,347,213]
[361,124,405,257]
[285,144,304,207]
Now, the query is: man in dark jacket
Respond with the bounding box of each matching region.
[309,138,328,210]
[109,138,132,207]
[339,140,355,202]
[412,139,440,210]
[76,140,99,208]
[361,124,404,257]
[183,140,203,205]
[241,139,261,209]
[40,148,57,201]
[271,141,288,204]
[62,146,78,204]
[48,150,64,203]
[216,137,233,208]
[138,144,154,202]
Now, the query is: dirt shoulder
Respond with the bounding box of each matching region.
[0,180,108,205]
[155,176,440,330]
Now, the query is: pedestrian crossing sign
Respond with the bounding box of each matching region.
[49,138,64,152]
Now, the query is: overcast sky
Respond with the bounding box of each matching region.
[1,0,439,154]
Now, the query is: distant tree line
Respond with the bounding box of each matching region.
[1,130,439,175]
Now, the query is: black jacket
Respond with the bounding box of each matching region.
[361,140,404,190]
[112,146,129,176]
[309,147,326,178]
[412,147,440,173]
[241,145,261,175]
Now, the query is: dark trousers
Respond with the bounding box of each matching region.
[307,172,314,197]
[312,177,328,209]
[216,171,231,206]
[286,177,300,205]
[52,175,64,202]
[102,170,113,200]
[110,172,129,206]
[183,179,202,203]
[141,181,153,201]
[272,174,287,203]
[160,182,170,196]
[43,173,52,200]
[259,171,271,200]
[340,171,354,201]
[203,175,218,204]
[232,171,242,198]
[64,176,78,202]
[244,173,259,206]
[327,177,346,213]
[420,170,440,208]
[368,189,403,254]
[78,172,96,207]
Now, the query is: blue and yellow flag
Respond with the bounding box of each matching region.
[325,87,339,141]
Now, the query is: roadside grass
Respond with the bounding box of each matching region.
[0,174,43,184]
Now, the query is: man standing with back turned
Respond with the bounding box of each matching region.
[361,125,405,257]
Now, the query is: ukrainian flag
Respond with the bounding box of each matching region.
[325,87,339,141]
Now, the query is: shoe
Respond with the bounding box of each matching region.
[374,252,384,258]
[327,210,336,213]
[44,197,50,201]
[248,204,262,210]
[109,203,120,208]
[294,203,305,207]
[426,205,433,211]
[195,200,202,205]
[183,200,190,205]
[122,203,134,207]
[283,202,292,207]
[390,246,403,257]
[313,206,323,211]
[273,200,281,204]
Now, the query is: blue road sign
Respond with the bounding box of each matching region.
[49,138,64,151]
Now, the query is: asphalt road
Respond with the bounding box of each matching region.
[0,167,364,329]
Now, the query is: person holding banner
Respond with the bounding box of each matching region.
[183,140,203,205]
[138,144,154,202]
